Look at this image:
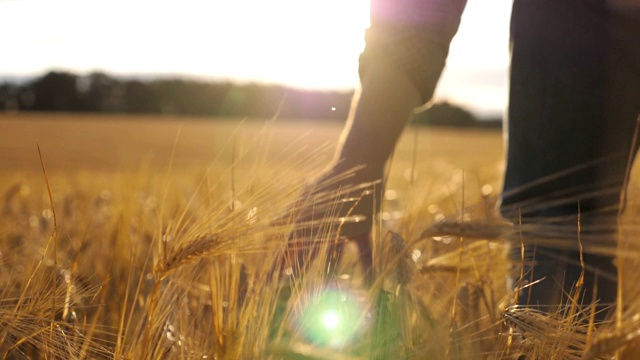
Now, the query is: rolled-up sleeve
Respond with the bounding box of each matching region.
[359,0,467,104]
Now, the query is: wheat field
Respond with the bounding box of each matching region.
[1,112,639,359]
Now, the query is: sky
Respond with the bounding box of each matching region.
[0,0,512,117]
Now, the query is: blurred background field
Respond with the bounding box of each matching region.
[0,112,503,176]
[0,112,505,225]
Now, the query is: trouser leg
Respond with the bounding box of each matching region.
[502,0,640,313]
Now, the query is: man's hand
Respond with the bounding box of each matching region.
[279,165,383,280]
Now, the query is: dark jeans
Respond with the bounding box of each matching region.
[501,0,640,312]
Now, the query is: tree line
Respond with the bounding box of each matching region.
[0,71,355,120]
[0,71,500,127]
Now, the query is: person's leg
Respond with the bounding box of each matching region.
[502,0,640,314]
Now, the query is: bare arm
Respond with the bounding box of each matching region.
[302,0,468,238]
[330,58,421,180]
[331,0,468,180]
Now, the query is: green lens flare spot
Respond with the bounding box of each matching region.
[299,289,365,348]
[321,310,340,330]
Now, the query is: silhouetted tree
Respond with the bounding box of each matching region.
[123,80,158,113]
[0,83,18,110]
[146,80,227,115]
[208,82,234,116]
[30,71,81,111]
[78,72,123,112]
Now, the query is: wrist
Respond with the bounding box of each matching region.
[328,157,385,182]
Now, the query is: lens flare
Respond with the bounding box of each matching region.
[321,310,340,330]
[298,288,367,349]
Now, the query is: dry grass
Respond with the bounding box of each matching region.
[1,114,640,359]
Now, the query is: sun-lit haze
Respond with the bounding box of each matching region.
[438,0,512,117]
[0,0,511,117]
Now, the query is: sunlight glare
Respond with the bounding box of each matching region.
[299,288,366,348]
[210,0,370,89]
[321,310,341,330]
[0,0,370,90]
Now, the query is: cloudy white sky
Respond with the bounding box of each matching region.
[0,0,512,117]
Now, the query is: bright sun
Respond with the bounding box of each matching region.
[1,0,370,90]
[202,0,371,89]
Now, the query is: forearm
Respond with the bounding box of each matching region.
[328,0,467,179]
[333,59,421,176]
